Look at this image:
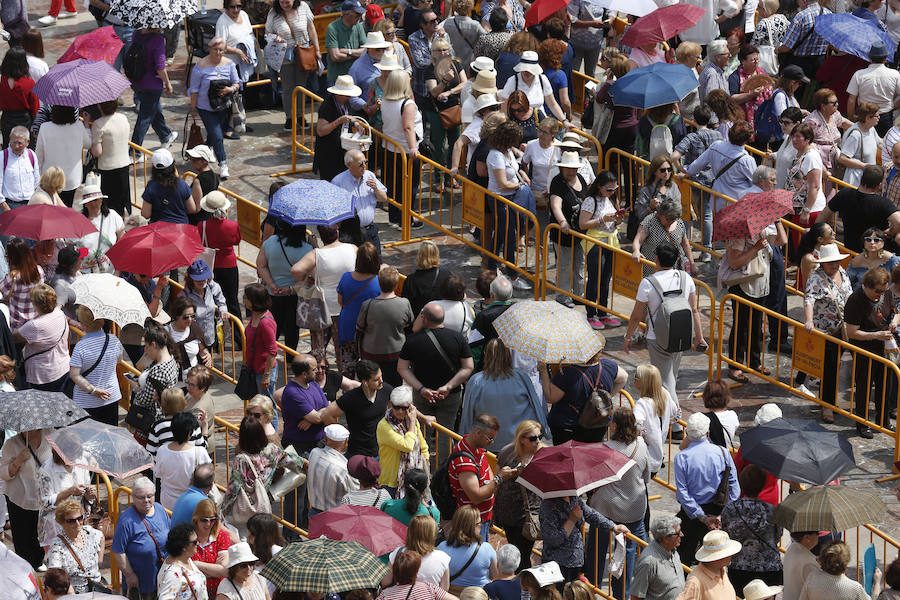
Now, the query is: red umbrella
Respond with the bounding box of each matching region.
[58,26,124,66]
[0,204,96,240]
[516,441,636,498]
[524,0,570,28]
[713,189,793,242]
[620,4,706,47]
[105,222,205,276]
[309,505,407,556]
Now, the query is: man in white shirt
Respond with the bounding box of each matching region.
[847,40,900,136]
[680,0,739,47]
[781,531,821,600]
[306,424,359,514]
[0,126,39,211]
[332,149,388,255]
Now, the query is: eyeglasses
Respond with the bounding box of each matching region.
[355,160,368,166]
[483,432,496,442]
[865,236,884,243]
[523,434,543,442]
[828,100,839,106]
[181,313,196,320]
[199,516,219,523]
[510,106,528,114]
[393,405,410,411]
[384,30,396,37]
[64,515,85,524]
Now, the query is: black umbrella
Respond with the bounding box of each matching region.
[740,417,855,485]
[0,390,88,432]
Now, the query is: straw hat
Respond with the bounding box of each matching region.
[742,580,783,600]
[200,190,231,213]
[513,50,542,75]
[361,31,391,49]
[555,151,582,169]
[471,69,497,94]
[224,543,259,569]
[812,243,849,263]
[75,180,108,211]
[553,132,586,151]
[521,562,564,587]
[694,530,742,563]
[327,75,363,97]
[470,56,495,73]
[474,93,500,113]
[374,53,402,71]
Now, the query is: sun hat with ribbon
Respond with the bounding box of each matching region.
[743,580,783,600]
[200,190,231,213]
[553,131,587,151]
[475,93,500,113]
[555,151,582,169]
[361,31,391,49]
[327,75,363,97]
[812,243,850,263]
[694,530,742,563]
[514,50,543,75]
[374,53,402,72]
[471,56,495,73]
[471,69,498,93]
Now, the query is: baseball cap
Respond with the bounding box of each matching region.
[151,148,174,169]
[341,0,366,14]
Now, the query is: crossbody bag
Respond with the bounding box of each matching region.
[57,534,113,594]
[140,515,164,568]
[284,14,317,71]
[450,542,482,581]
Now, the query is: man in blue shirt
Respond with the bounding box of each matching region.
[169,463,215,527]
[673,413,740,567]
[347,31,391,111]
[332,149,388,255]
[111,477,171,599]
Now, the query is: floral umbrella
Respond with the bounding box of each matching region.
[713,189,793,242]
[109,0,198,30]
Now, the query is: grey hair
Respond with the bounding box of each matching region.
[10,125,29,140]
[752,165,776,185]
[344,149,365,166]
[208,36,226,48]
[213,208,228,219]
[658,197,682,220]
[490,275,513,301]
[133,476,156,493]
[650,515,682,542]
[496,544,521,573]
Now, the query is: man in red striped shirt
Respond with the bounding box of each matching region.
[448,414,518,541]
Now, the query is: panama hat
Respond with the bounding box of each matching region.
[474,93,500,113]
[694,530,742,563]
[470,56,495,73]
[327,75,363,97]
[513,51,542,76]
[555,151,582,169]
[361,31,391,49]
[553,132,586,151]
[471,69,498,94]
[743,580,783,600]
[200,190,231,213]
[374,53,402,71]
[812,243,850,263]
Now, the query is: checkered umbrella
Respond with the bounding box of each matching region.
[772,485,885,532]
[815,13,896,62]
[493,300,604,364]
[259,538,389,594]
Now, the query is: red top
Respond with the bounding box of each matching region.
[733,448,779,506]
[448,435,493,521]
[0,75,39,117]
[198,218,241,269]
[244,312,277,374]
[191,529,232,597]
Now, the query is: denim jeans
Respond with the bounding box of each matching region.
[111,24,133,72]
[489,196,520,271]
[255,361,279,429]
[699,190,713,249]
[198,108,228,164]
[585,245,613,319]
[585,519,647,599]
[480,520,491,542]
[131,88,172,148]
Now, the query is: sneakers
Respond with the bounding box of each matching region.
[165,57,175,66]
[410,219,424,229]
[59,10,77,17]
[697,252,712,263]
[162,131,178,149]
[512,278,532,291]
[587,316,605,330]
[798,384,815,398]
[283,119,293,131]
[37,15,56,25]
[556,295,575,308]
[600,316,622,327]
[220,164,229,179]
[389,222,401,230]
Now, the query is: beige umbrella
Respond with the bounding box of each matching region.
[771,485,886,532]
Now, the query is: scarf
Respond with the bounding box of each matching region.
[385,407,425,496]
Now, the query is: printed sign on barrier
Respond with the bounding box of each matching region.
[462,183,484,229]
[613,252,641,300]
[792,326,825,380]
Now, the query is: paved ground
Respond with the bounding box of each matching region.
[18,3,900,578]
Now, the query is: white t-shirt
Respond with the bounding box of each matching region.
[711,409,739,444]
[840,125,881,188]
[635,270,696,340]
[79,209,124,274]
[797,150,827,212]
[521,140,558,192]
[389,547,451,587]
[216,10,253,50]
[500,73,552,108]
[461,117,482,168]
[435,299,474,337]
[27,55,48,82]
[632,391,680,473]
[580,195,617,234]
[154,443,212,510]
[486,149,519,195]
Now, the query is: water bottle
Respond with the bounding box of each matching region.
[200,0,207,14]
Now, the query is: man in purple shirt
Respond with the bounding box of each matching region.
[129,28,177,151]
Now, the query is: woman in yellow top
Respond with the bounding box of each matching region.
[376,385,429,497]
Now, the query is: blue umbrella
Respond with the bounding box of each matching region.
[269,179,354,226]
[608,62,699,109]
[814,13,895,62]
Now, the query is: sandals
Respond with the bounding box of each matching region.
[729,370,750,384]
[753,365,772,376]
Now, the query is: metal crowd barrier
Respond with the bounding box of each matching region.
[272,85,323,177]
[366,127,412,241]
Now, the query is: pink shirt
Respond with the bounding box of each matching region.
[19,307,69,384]
[629,46,665,68]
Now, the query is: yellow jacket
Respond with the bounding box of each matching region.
[376,417,430,487]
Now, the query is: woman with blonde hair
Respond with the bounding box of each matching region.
[493,419,546,572]
[191,498,231,598]
[402,240,449,315]
[675,42,703,118]
[437,505,499,593]
[563,580,593,600]
[45,497,105,594]
[146,387,207,458]
[631,364,680,478]
[246,395,280,445]
[28,166,65,205]
[385,514,451,588]
[381,70,424,229]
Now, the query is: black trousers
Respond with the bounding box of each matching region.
[728,286,764,371]
[100,165,132,217]
[86,401,120,426]
[497,518,536,572]
[550,424,608,445]
[7,497,42,569]
[853,347,898,428]
[677,503,721,567]
[269,293,299,352]
[214,266,241,323]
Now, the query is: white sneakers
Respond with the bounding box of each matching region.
[161,131,178,150]
[37,15,56,25]
[220,165,230,180]
[60,10,77,17]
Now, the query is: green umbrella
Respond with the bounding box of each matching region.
[259,538,389,594]
[772,485,886,532]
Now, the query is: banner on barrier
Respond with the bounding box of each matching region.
[463,183,484,229]
[237,200,262,248]
[792,326,825,380]
[613,252,641,300]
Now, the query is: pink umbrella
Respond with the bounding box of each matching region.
[58,26,123,65]
[620,4,706,47]
[516,441,636,498]
[309,505,407,556]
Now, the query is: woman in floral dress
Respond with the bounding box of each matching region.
[803,88,853,195]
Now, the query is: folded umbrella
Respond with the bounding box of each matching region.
[308,505,407,555]
[713,189,793,242]
[517,441,635,498]
[71,273,152,328]
[259,538,389,594]
[493,300,604,364]
[815,13,895,62]
[0,391,88,431]
[0,204,96,240]
[772,485,885,532]
[620,4,706,47]
[33,59,131,108]
[58,26,124,66]
[105,222,205,276]
[269,179,355,227]
[48,419,154,479]
[608,62,699,109]
[739,417,855,485]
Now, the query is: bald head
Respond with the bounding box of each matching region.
[422,301,445,327]
[192,463,215,491]
[345,149,366,166]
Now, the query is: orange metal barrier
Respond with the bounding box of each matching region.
[571,70,599,119]
[273,85,323,177]
[366,127,412,241]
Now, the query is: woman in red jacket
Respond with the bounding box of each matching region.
[0,48,39,149]
[197,190,242,323]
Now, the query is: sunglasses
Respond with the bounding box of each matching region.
[523,434,544,442]
[658,167,673,173]
[199,516,219,523]
[188,539,199,546]
[827,100,839,105]
[425,17,440,24]
[64,515,85,524]
[393,405,410,411]
[384,30,396,36]
[865,236,884,243]
[248,411,264,418]
[355,160,368,166]
[181,314,196,320]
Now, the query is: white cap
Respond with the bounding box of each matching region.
[685,413,711,441]
[754,403,782,426]
[151,148,174,169]
[324,424,350,442]
[521,562,564,587]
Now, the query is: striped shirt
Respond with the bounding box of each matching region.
[448,436,493,521]
[341,486,392,508]
[146,418,207,458]
[781,3,831,57]
[376,582,450,600]
[307,446,359,512]
[70,331,124,409]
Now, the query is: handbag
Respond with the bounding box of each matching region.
[125,401,156,432]
[199,221,218,269]
[229,453,272,527]
[432,60,462,129]
[268,446,307,501]
[284,14,317,72]
[58,534,114,594]
[182,115,205,161]
[758,24,778,76]
[234,365,258,401]
[592,85,614,144]
[295,253,332,331]
[520,486,541,541]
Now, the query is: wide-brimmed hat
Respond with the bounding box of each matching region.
[553,132,586,151]
[327,75,363,97]
[470,56,495,73]
[812,243,849,263]
[743,580,783,600]
[224,543,259,569]
[521,562,564,587]
[361,31,391,49]
[200,190,231,213]
[555,151,582,169]
[471,69,498,93]
[186,144,216,164]
[695,530,742,562]
[374,53,402,72]
[474,93,500,113]
[514,51,542,75]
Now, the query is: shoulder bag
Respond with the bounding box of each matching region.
[592,84,614,144]
[57,533,114,594]
[575,364,613,429]
[228,452,272,527]
[432,60,463,129]
[235,314,273,400]
[66,333,110,399]
[284,13,318,72]
[140,514,164,569]
[199,221,218,270]
[520,486,541,541]
[182,114,204,161]
[295,251,332,331]
[709,446,732,513]
[450,542,482,582]
[758,22,778,76]
[180,568,200,600]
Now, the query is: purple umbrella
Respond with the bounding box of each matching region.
[33,59,130,108]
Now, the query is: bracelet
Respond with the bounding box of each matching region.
[417,384,425,394]
[89,385,96,394]
[493,474,502,485]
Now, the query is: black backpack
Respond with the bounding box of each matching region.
[123,37,148,82]
[430,450,476,521]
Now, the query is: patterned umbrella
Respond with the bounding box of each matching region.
[0,204,97,240]
[0,391,88,432]
[493,300,604,364]
[620,4,706,47]
[713,189,793,242]
[259,538,389,594]
[772,485,885,532]
[109,0,198,30]
[33,59,131,108]
[71,273,152,328]
[309,505,406,555]
[48,419,154,479]
[58,26,124,66]
[608,62,699,109]
[105,222,205,276]
[517,441,636,498]
[269,179,354,227]
[815,13,895,62]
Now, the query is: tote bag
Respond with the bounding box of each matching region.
[228,453,271,527]
[758,23,778,76]
[295,252,332,331]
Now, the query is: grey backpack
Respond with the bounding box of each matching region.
[647,271,694,353]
